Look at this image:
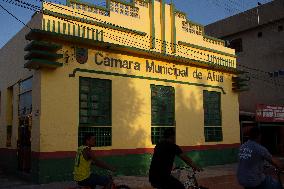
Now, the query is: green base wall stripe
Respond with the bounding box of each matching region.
[70,68,226,94]
[175,147,239,167]
[31,147,238,183]
[0,149,19,174]
[26,143,241,159]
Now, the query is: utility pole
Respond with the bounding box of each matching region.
[257,2,262,25]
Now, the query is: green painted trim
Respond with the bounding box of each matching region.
[174,10,187,18]
[203,35,225,44]
[57,21,60,33]
[47,20,50,31]
[70,68,226,94]
[161,0,166,54]
[112,0,135,7]
[92,29,95,40]
[69,0,109,12]
[185,19,204,28]
[43,10,147,36]
[68,23,70,35]
[24,50,63,60]
[178,41,237,58]
[69,0,149,10]
[78,25,80,37]
[176,147,238,167]
[52,20,55,32]
[25,29,241,74]
[106,0,110,9]
[24,58,63,69]
[24,41,62,51]
[170,2,176,53]
[73,24,76,36]
[63,23,66,34]
[27,147,237,183]
[150,0,155,49]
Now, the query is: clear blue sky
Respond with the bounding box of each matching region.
[0,0,272,48]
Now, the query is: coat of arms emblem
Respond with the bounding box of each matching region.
[75,47,88,64]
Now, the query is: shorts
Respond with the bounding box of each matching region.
[77,173,110,189]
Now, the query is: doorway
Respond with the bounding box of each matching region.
[17,78,32,173]
[260,126,283,155]
[17,116,31,172]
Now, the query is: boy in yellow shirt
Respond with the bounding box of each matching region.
[74,134,116,189]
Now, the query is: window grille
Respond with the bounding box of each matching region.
[79,77,112,147]
[151,84,175,144]
[203,90,223,142]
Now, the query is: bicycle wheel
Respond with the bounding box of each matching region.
[116,185,131,189]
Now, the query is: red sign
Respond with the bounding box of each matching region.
[256,104,284,122]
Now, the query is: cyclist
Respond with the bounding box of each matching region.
[237,127,284,189]
[149,128,202,189]
[73,133,116,189]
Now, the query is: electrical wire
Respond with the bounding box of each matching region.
[0,2,32,29]
[2,0,284,87]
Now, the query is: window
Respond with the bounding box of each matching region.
[79,77,112,147]
[19,78,32,117]
[151,84,175,144]
[257,32,262,38]
[278,25,283,32]
[228,38,242,53]
[203,90,222,142]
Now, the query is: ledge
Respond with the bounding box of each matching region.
[43,10,147,36]
[25,29,243,74]
[24,40,62,51]
[24,58,63,69]
[24,50,63,60]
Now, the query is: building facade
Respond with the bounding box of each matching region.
[206,0,284,155]
[0,0,240,183]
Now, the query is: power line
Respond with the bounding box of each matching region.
[3,0,284,87]
[0,2,32,30]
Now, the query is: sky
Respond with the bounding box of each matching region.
[0,0,273,48]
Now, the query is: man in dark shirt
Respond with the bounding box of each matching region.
[149,129,202,189]
[237,127,283,189]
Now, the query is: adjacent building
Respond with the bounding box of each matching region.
[206,0,284,155]
[0,0,240,183]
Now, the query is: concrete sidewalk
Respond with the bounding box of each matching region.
[0,163,242,189]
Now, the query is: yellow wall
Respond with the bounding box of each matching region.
[0,0,240,153]
[42,1,236,67]
[39,47,239,152]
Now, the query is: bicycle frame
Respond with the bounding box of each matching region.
[171,166,208,189]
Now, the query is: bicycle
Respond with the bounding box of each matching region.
[262,164,284,189]
[171,166,208,189]
[67,172,131,189]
